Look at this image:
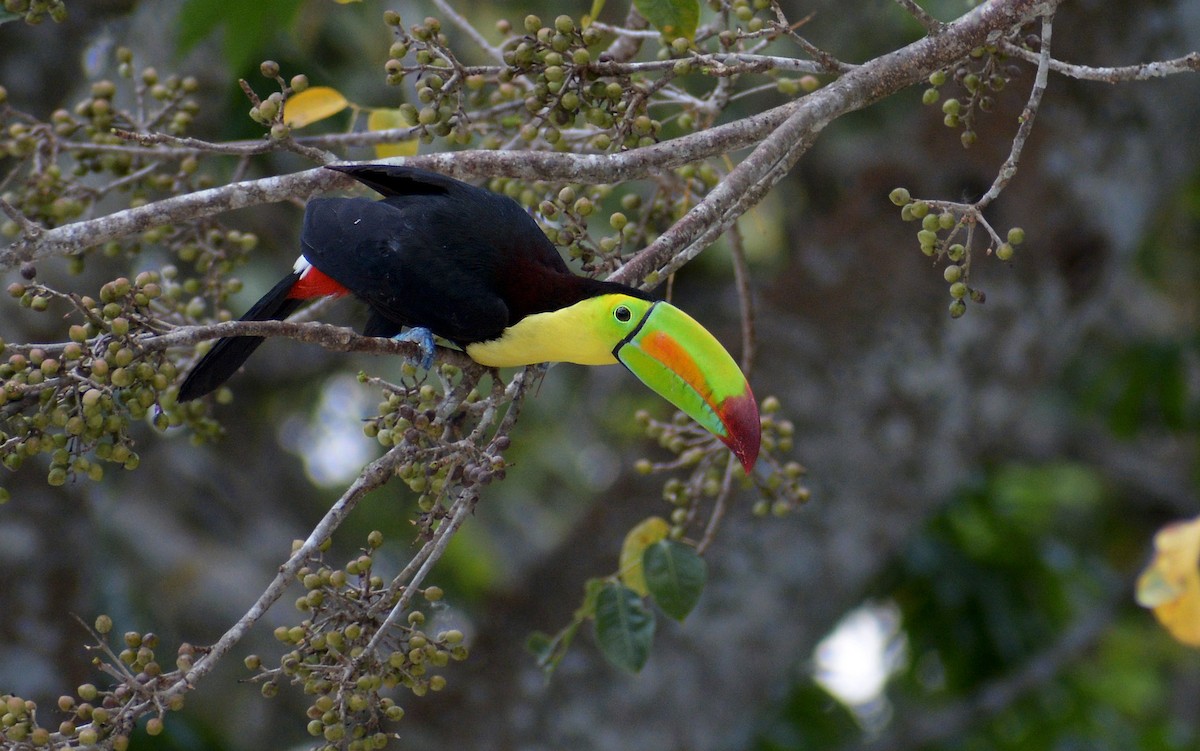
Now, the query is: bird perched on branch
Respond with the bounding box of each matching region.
[178,164,760,471]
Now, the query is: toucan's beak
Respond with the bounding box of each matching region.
[614,302,760,472]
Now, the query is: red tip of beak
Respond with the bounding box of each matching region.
[718,390,761,473]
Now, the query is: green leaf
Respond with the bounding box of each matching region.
[644,539,706,621]
[576,576,607,621]
[526,621,580,677]
[633,0,699,40]
[594,583,655,672]
[0,9,22,24]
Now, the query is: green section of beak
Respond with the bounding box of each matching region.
[614,302,760,471]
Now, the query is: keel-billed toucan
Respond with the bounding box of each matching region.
[178,165,760,471]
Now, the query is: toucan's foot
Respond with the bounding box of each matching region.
[393,327,436,369]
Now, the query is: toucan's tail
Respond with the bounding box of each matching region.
[177,272,305,402]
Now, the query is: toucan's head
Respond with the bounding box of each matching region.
[466,293,761,472]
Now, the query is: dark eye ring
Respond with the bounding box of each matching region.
[614,305,632,323]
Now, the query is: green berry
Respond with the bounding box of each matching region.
[888,187,911,206]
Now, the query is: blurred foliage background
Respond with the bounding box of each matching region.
[1,0,1199,750]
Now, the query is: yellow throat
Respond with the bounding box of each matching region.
[465,295,645,367]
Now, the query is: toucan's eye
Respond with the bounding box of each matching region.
[614,305,632,323]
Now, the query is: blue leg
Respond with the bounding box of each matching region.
[393,327,436,370]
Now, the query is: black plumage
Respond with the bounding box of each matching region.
[178,164,647,401]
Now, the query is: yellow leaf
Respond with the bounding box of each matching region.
[367,108,419,159]
[333,0,362,3]
[283,86,349,128]
[618,517,670,596]
[1137,515,1200,646]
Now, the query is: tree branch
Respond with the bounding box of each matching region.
[7,318,479,370]
[431,0,505,64]
[892,0,947,35]
[977,14,1053,207]
[1000,45,1200,83]
[612,0,1064,287]
[3,0,1063,271]
[143,319,479,369]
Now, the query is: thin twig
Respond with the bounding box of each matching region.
[588,21,660,38]
[774,6,851,72]
[999,45,1199,83]
[892,0,947,35]
[600,6,650,64]
[977,14,1053,207]
[164,446,406,697]
[357,490,478,661]
[0,194,43,242]
[589,53,831,76]
[696,456,738,555]
[431,0,505,64]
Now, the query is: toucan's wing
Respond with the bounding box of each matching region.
[327,163,574,279]
[301,197,511,344]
